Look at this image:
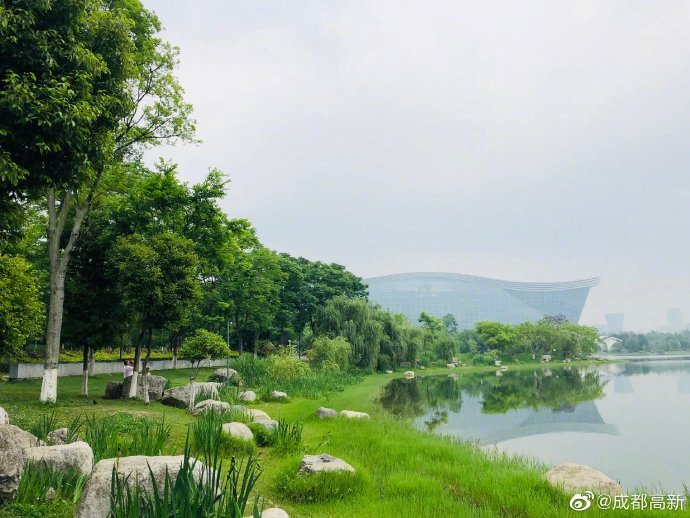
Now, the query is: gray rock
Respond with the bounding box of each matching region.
[24,441,93,476]
[122,374,167,401]
[161,382,220,409]
[404,370,415,379]
[316,407,338,419]
[261,508,289,518]
[0,425,41,500]
[270,390,288,400]
[545,463,623,496]
[192,399,231,416]
[238,390,257,402]
[221,422,253,441]
[339,410,370,419]
[212,367,238,381]
[104,381,123,399]
[252,418,278,431]
[0,407,8,425]
[75,455,208,518]
[47,427,72,445]
[299,454,355,474]
[246,408,270,421]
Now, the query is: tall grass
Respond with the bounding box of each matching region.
[15,461,87,505]
[272,418,303,453]
[84,413,171,463]
[29,411,58,442]
[192,407,254,458]
[110,432,264,517]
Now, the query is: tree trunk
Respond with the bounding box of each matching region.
[253,331,259,358]
[143,327,153,371]
[128,327,145,399]
[88,347,95,376]
[143,370,150,404]
[81,344,89,397]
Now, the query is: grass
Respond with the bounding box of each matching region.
[0,361,687,517]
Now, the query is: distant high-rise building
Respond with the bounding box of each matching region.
[667,308,684,332]
[605,313,624,334]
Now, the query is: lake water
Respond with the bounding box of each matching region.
[379,361,690,492]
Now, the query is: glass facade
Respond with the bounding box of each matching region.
[366,272,599,329]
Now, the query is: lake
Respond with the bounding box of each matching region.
[379,360,690,492]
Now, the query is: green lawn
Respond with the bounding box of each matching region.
[0,364,687,517]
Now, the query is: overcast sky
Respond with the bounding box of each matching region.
[144,0,690,331]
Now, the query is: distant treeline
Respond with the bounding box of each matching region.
[610,331,690,354]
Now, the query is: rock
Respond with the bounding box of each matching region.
[404,371,415,379]
[0,407,8,425]
[545,463,623,496]
[385,370,393,374]
[316,407,338,419]
[419,366,425,370]
[270,390,288,400]
[446,363,456,369]
[261,508,289,518]
[75,455,208,518]
[122,374,167,401]
[252,418,278,431]
[47,428,71,445]
[192,399,231,416]
[0,425,41,501]
[212,367,238,382]
[103,381,123,400]
[495,360,502,366]
[299,454,355,475]
[541,354,552,363]
[500,366,508,372]
[161,382,220,409]
[495,370,503,377]
[238,390,257,402]
[24,441,93,476]
[221,422,254,441]
[339,410,370,419]
[246,408,271,421]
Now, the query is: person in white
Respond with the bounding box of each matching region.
[123,360,134,378]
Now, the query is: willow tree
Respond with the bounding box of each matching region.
[0,0,194,401]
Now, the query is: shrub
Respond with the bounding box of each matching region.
[232,354,269,387]
[247,423,275,447]
[307,336,351,371]
[272,418,303,453]
[470,351,498,366]
[274,459,366,503]
[268,347,310,383]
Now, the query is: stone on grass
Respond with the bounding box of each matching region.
[252,418,278,431]
[47,428,72,445]
[104,381,123,400]
[316,407,337,419]
[261,508,289,518]
[545,463,623,496]
[245,408,270,421]
[75,455,208,518]
[221,422,254,442]
[404,371,415,379]
[122,374,167,402]
[299,454,355,475]
[0,425,41,501]
[192,399,231,416]
[238,390,257,402]
[270,390,288,400]
[212,368,238,381]
[0,407,8,425]
[541,354,552,362]
[339,410,370,419]
[385,370,393,374]
[161,382,220,409]
[446,363,456,369]
[24,441,93,476]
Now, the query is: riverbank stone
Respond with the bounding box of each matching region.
[545,463,623,496]
[299,454,355,474]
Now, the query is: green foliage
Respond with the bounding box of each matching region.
[192,407,254,459]
[0,255,44,358]
[180,329,231,373]
[29,411,58,443]
[231,354,270,388]
[274,460,366,503]
[267,347,310,383]
[14,461,86,506]
[307,336,351,371]
[247,423,275,447]
[470,352,498,366]
[83,413,170,463]
[272,418,303,453]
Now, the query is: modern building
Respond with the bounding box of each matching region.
[365,272,599,329]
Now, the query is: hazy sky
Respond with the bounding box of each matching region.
[144,1,690,331]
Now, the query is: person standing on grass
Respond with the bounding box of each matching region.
[124,360,134,379]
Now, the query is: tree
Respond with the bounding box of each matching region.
[179,329,230,377]
[474,322,519,353]
[307,336,351,371]
[442,313,459,333]
[0,1,194,402]
[111,232,200,398]
[0,255,44,358]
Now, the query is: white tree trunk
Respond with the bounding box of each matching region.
[143,371,149,404]
[82,368,89,396]
[40,368,58,403]
[189,380,196,412]
[128,370,139,398]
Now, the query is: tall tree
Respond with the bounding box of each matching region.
[0,0,194,401]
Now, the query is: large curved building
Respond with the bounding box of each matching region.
[366,272,599,329]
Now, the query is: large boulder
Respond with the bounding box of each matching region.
[75,455,208,518]
[191,399,231,416]
[299,454,355,475]
[252,418,278,431]
[103,381,123,400]
[340,410,370,419]
[316,407,337,419]
[211,367,238,382]
[0,425,41,501]
[270,390,288,400]
[404,371,415,379]
[245,408,270,421]
[261,508,289,518]
[238,390,257,402]
[24,441,93,476]
[0,407,8,425]
[122,374,167,402]
[221,422,253,442]
[161,382,220,409]
[545,463,623,496]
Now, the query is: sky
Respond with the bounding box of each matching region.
[144,0,690,332]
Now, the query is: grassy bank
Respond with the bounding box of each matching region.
[0,362,686,517]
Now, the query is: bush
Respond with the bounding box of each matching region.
[377,353,392,372]
[272,418,303,453]
[470,352,498,366]
[248,423,275,447]
[268,347,310,383]
[274,459,367,503]
[307,336,351,371]
[232,354,270,387]
[179,329,231,375]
